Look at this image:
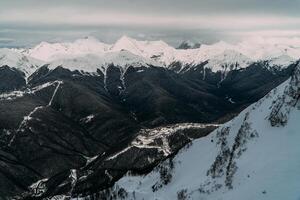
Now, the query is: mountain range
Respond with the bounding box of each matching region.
[0,36,299,199]
[2,36,300,76]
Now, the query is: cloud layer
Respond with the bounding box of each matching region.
[1,0,300,47]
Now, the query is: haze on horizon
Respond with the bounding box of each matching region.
[1,0,300,47]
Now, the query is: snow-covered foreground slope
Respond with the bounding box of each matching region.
[108,63,300,200]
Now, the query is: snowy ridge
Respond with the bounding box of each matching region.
[47,50,160,75]
[106,63,300,200]
[1,36,300,77]
[0,48,42,77]
[25,36,110,62]
[204,49,252,73]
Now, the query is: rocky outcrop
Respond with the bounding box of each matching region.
[0,66,26,93]
[269,62,300,126]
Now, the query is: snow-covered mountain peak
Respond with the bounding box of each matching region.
[177,40,201,49]
[47,50,161,75]
[264,54,296,69]
[72,36,110,50]
[111,35,143,56]
[0,48,42,76]
[206,49,252,72]
[27,37,110,62]
[111,36,174,57]
[28,41,67,61]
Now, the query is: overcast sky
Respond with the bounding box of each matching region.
[1,0,300,47]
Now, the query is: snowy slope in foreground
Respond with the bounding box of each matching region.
[111,63,300,200]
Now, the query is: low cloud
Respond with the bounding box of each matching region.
[1,8,300,30]
[1,0,300,47]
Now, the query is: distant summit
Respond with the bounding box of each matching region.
[177,40,201,49]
